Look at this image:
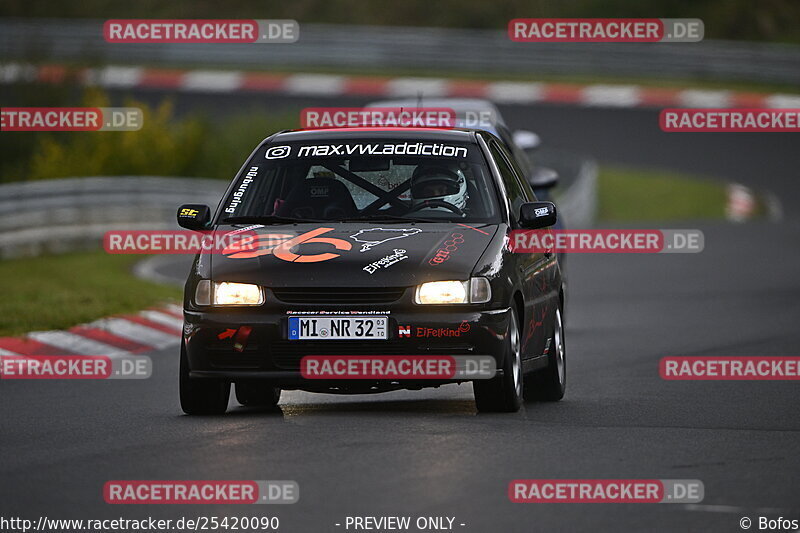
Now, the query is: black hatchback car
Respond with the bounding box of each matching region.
[177,128,565,414]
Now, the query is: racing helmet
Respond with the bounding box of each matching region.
[410,165,468,211]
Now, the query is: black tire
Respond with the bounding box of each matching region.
[179,343,230,415]
[524,306,566,402]
[235,381,281,410]
[474,307,523,413]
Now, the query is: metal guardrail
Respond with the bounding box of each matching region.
[557,160,598,230]
[0,177,226,259]
[546,153,598,230]
[0,156,598,260]
[1,19,799,85]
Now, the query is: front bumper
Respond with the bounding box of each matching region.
[183,307,510,388]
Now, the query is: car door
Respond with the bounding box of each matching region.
[487,138,555,361]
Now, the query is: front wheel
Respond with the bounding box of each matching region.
[474,307,523,413]
[524,306,566,401]
[179,343,230,415]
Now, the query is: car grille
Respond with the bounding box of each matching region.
[271,287,405,304]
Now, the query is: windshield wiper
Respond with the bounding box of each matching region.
[341,214,462,224]
[221,215,327,225]
[339,214,435,224]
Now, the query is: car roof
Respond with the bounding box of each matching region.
[271,127,480,143]
[366,98,507,129]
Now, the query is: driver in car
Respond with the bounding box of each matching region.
[410,165,469,215]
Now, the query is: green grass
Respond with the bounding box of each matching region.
[0,251,181,337]
[598,166,728,222]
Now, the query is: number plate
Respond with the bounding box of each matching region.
[288,316,388,340]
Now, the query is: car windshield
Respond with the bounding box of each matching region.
[219,137,500,224]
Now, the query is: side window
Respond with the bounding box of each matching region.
[499,126,533,179]
[499,140,538,202]
[517,170,538,202]
[489,140,531,222]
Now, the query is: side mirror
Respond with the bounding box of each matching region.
[519,201,557,229]
[528,166,559,189]
[512,130,541,151]
[177,204,211,231]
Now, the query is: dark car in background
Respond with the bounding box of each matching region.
[177,127,566,414]
[368,98,567,266]
[366,98,559,192]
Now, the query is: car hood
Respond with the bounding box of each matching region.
[210,222,499,288]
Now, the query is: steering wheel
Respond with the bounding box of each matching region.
[408,199,464,217]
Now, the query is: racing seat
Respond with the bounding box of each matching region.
[276,177,358,220]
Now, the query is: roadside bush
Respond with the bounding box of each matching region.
[2,89,299,183]
[28,91,206,179]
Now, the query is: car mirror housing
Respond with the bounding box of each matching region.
[528,166,559,189]
[519,201,557,229]
[512,130,541,151]
[177,204,212,231]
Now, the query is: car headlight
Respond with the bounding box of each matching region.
[414,277,491,304]
[195,280,264,306]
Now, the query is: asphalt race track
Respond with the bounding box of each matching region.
[2,95,799,532]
